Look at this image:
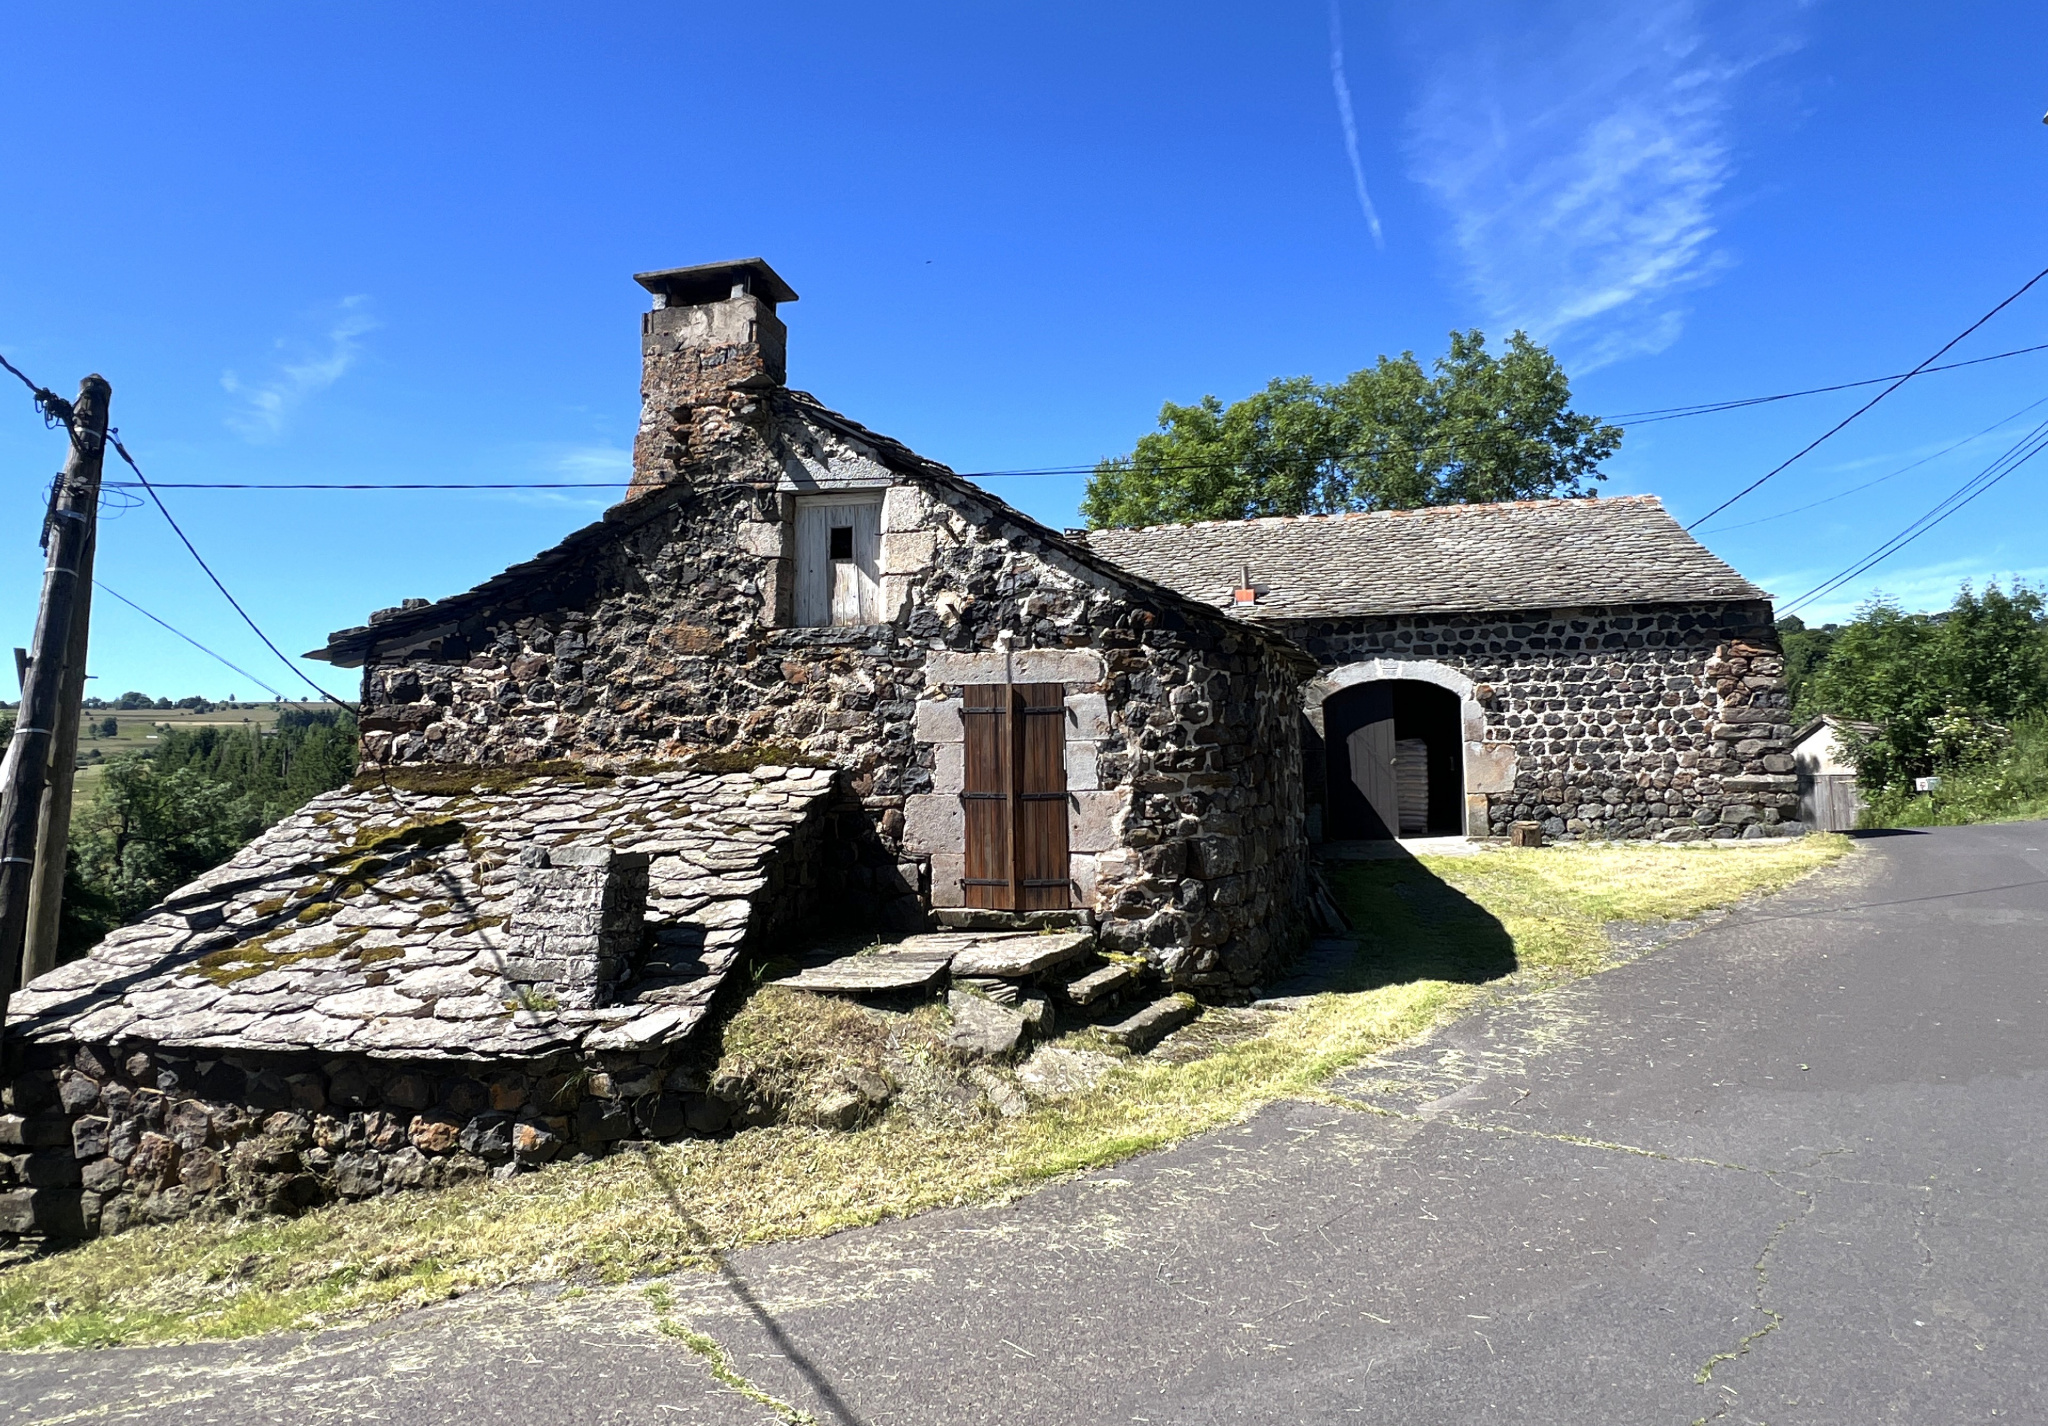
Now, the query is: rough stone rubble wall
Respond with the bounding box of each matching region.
[1290,601,1800,840]
[349,416,1309,988]
[0,1037,732,1240]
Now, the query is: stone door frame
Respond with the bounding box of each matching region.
[1304,658,1514,839]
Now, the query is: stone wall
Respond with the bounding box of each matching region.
[0,1036,739,1240]
[1286,601,1801,841]
[346,407,1311,988]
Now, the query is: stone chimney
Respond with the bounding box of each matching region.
[628,257,799,500]
[505,845,651,1010]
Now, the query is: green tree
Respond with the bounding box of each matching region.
[68,758,261,930]
[1801,583,2048,790]
[59,708,359,958]
[1081,329,1622,529]
[1775,615,1839,708]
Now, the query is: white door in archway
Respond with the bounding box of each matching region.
[1345,717,1398,838]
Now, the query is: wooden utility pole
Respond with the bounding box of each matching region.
[0,376,109,1018]
[24,510,98,981]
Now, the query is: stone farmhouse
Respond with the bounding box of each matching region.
[1084,497,1797,843]
[1,258,1791,1239]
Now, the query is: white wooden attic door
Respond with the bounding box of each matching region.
[794,495,882,626]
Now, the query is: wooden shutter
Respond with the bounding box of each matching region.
[794,497,881,627]
[957,681,1070,910]
[1014,682,1070,909]
[960,684,1013,909]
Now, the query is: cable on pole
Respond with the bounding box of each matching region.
[0,352,79,439]
[1688,264,2048,531]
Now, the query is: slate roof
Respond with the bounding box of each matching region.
[1078,496,1768,621]
[6,766,836,1061]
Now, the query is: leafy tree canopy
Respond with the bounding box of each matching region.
[1794,582,2048,790]
[1081,330,1622,529]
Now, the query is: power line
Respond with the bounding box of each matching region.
[1688,263,2048,531]
[1777,415,2048,617]
[106,480,630,490]
[1612,342,2048,424]
[1712,392,2048,533]
[92,581,290,701]
[100,432,358,714]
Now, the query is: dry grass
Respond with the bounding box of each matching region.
[0,835,1848,1351]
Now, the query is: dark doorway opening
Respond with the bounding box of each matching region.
[1323,681,1464,839]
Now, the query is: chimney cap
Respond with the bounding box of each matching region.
[633,257,799,308]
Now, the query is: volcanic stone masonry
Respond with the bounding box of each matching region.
[1286,600,1800,840]
[335,388,1313,989]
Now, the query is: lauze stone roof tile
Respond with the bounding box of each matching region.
[6,766,837,1061]
[1080,495,1767,620]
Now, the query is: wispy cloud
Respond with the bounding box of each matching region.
[221,297,376,441]
[1403,1,1790,367]
[550,444,631,481]
[1328,2,1384,249]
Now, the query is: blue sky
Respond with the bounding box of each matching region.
[2,1,2044,700]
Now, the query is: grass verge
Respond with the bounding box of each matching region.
[0,836,1848,1351]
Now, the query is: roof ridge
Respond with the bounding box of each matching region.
[1087,493,1662,538]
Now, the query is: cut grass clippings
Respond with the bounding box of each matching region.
[0,835,1849,1351]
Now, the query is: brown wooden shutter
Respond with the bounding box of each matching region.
[1013,682,1071,910]
[960,683,1013,909]
[957,681,1070,910]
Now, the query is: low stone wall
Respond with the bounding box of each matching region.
[1288,601,1801,841]
[0,1037,738,1241]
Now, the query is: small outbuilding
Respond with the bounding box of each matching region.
[1790,715,1879,831]
[1085,498,1801,843]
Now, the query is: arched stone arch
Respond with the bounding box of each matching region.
[1305,658,1516,838]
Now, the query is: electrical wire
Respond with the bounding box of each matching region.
[1688,263,2048,531]
[1777,415,2048,617]
[105,480,630,490]
[92,581,290,701]
[1611,341,2048,424]
[1711,392,2048,533]
[101,432,357,713]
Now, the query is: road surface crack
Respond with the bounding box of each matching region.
[644,1285,817,1424]
[1691,1166,1821,1399]
[1309,1091,1756,1173]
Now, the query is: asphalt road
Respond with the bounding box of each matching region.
[5,821,2045,1425]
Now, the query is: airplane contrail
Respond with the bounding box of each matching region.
[1328,0,1385,249]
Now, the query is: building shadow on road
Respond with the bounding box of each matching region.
[1318,854,1516,993]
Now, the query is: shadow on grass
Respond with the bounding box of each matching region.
[1323,857,1516,993]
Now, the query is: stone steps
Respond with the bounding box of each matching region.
[1099,995,1198,1052]
[774,928,1094,1000]
[1057,959,1136,1007]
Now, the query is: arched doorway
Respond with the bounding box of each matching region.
[1322,680,1465,839]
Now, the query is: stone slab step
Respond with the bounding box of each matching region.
[774,952,954,994]
[949,930,1094,979]
[1099,994,1198,1052]
[1059,960,1136,1007]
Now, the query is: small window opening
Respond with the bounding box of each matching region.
[829,525,854,560]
